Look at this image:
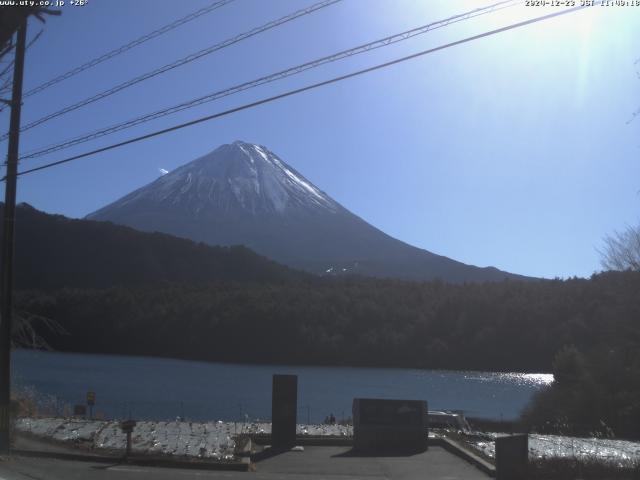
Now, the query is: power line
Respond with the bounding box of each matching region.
[9,3,591,180]
[21,0,234,99]
[5,0,342,140]
[0,30,43,98]
[20,0,520,161]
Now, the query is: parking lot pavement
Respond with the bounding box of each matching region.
[254,445,490,479]
[0,446,489,480]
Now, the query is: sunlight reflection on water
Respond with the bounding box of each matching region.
[464,372,554,387]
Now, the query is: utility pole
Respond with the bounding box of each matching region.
[0,18,27,454]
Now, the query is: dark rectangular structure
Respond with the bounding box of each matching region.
[271,374,297,448]
[73,405,86,417]
[353,398,428,453]
[496,434,528,480]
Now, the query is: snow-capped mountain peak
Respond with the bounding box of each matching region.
[94,141,339,218]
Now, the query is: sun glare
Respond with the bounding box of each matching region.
[398,0,600,52]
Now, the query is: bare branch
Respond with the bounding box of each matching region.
[11,310,67,350]
[600,224,640,271]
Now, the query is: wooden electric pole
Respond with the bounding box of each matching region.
[0,18,27,454]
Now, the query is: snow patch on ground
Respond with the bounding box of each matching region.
[22,418,637,467]
[239,422,352,437]
[468,432,640,467]
[15,418,352,459]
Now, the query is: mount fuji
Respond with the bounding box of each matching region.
[87,141,527,282]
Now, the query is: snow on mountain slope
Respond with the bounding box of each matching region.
[87,141,529,283]
[93,141,338,218]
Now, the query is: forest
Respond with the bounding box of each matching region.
[17,271,640,374]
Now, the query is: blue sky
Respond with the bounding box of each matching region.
[2,0,639,279]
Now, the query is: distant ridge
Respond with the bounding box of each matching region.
[4,203,303,290]
[87,141,530,283]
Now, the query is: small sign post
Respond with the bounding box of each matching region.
[120,419,137,459]
[73,405,87,418]
[86,391,96,420]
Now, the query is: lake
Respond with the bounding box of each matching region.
[11,349,552,423]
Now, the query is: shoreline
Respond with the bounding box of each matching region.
[13,347,555,378]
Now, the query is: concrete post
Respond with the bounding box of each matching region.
[496,434,528,480]
[272,374,297,449]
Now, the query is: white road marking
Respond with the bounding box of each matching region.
[109,466,234,476]
[108,467,151,473]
